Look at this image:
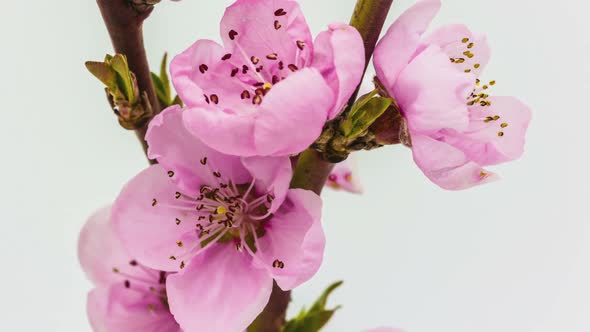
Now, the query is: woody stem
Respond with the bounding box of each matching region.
[95,0,161,160]
[248,1,395,331]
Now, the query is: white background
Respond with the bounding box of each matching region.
[1,0,588,331]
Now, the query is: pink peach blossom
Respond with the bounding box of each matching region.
[78,206,182,332]
[326,158,363,194]
[112,105,325,332]
[171,0,364,157]
[373,0,531,190]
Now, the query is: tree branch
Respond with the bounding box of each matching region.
[96,0,160,157]
[249,1,394,331]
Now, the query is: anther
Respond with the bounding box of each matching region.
[297,40,305,50]
[231,68,239,77]
[129,260,138,266]
[256,66,264,73]
[253,95,263,105]
[498,131,505,137]
[222,53,232,61]
[113,268,120,273]
[274,8,287,16]
[467,42,474,49]
[196,204,204,211]
[213,171,221,178]
[288,64,298,72]
[210,94,219,104]
[152,199,157,207]
[241,90,251,99]
[199,64,209,74]
[148,304,155,312]
[278,61,284,70]
[272,75,280,84]
[169,256,177,260]
[176,241,183,248]
[242,65,249,74]
[229,30,238,40]
[168,171,175,178]
[474,63,481,69]
[200,157,208,165]
[251,56,260,65]
[272,259,285,269]
[274,20,282,30]
[204,94,210,104]
[462,37,469,43]
[175,192,181,199]
[124,280,130,288]
[501,123,509,128]
[175,218,182,225]
[266,53,278,60]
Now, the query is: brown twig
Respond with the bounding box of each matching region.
[95,0,160,158]
[248,1,395,331]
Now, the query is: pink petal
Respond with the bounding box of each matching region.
[326,158,363,194]
[78,205,132,286]
[255,68,333,156]
[411,134,499,190]
[254,189,325,290]
[420,24,491,77]
[171,39,245,108]
[112,165,199,272]
[87,285,181,332]
[373,0,441,90]
[241,156,293,213]
[393,45,473,134]
[147,105,251,195]
[220,0,313,71]
[182,104,259,157]
[167,244,273,332]
[312,22,365,119]
[442,96,532,166]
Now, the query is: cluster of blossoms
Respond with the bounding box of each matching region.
[79,0,530,331]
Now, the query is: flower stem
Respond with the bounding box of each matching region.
[249,1,394,331]
[95,0,160,159]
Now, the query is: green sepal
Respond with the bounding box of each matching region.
[109,54,136,103]
[280,281,343,332]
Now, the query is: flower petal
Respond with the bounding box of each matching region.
[393,45,473,134]
[420,24,491,77]
[87,285,181,332]
[411,134,499,190]
[78,205,131,286]
[326,158,363,194]
[374,0,441,90]
[147,105,251,195]
[182,105,259,157]
[241,156,293,213]
[442,96,532,166]
[167,244,273,332]
[112,165,200,272]
[255,68,333,156]
[255,189,324,290]
[220,0,313,71]
[312,22,365,119]
[171,39,245,108]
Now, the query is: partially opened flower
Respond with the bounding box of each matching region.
[373,0,531,190]
[171,0,364,157]
[112,105,325,332]
[326,158,363,194]
[78,206,182,332]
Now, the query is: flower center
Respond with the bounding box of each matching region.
[198,7,310,108]
[160,157,275,269]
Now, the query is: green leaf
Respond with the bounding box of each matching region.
[347,88,379,119]
[280,281,343,332]
[109,54,136,103]
[172,95,184,107]
[151,53,173,107]
[85,61,117,90]
[151,72,169,107]
[347,97,392,138]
